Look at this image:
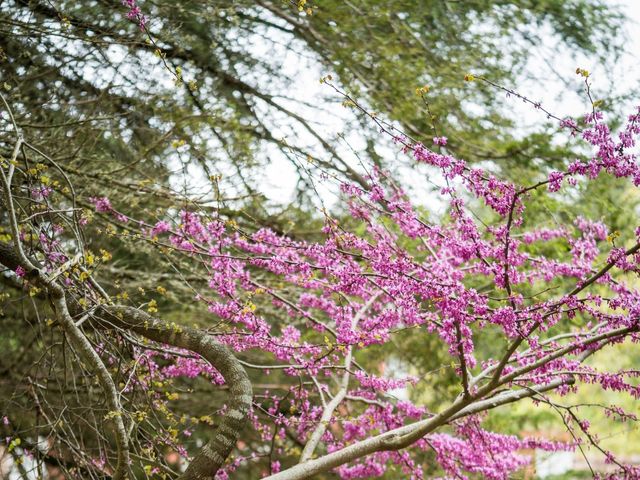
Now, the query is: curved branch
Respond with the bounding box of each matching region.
[48,290,131,480]
[97,305,252,480]
[0,241,253,478]
[0,253,130,478]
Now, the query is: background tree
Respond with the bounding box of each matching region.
[2,1,639,479]
[0,0,626,202]
[2,83,640,478]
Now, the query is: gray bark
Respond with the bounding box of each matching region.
[98,305,253,480]
[0,242,252,480]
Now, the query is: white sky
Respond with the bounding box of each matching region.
[255,0,640,209]
[99,0,640,213]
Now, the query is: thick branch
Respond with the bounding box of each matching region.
[0,239,253,479]
[97,305,252,480]
[263,374,574,480]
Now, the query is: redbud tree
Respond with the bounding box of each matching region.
[2,4,640,479]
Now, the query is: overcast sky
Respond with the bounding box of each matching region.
[258,0,640,207]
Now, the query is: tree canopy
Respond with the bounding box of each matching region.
[0,0,625,203]
[1,1,639,480]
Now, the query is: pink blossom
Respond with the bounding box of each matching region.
[150,220,171,237]
[548,171,564,192]
[90,196,112,212]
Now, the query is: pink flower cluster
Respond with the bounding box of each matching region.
[80,101,640,478]
[122,0,147,29]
